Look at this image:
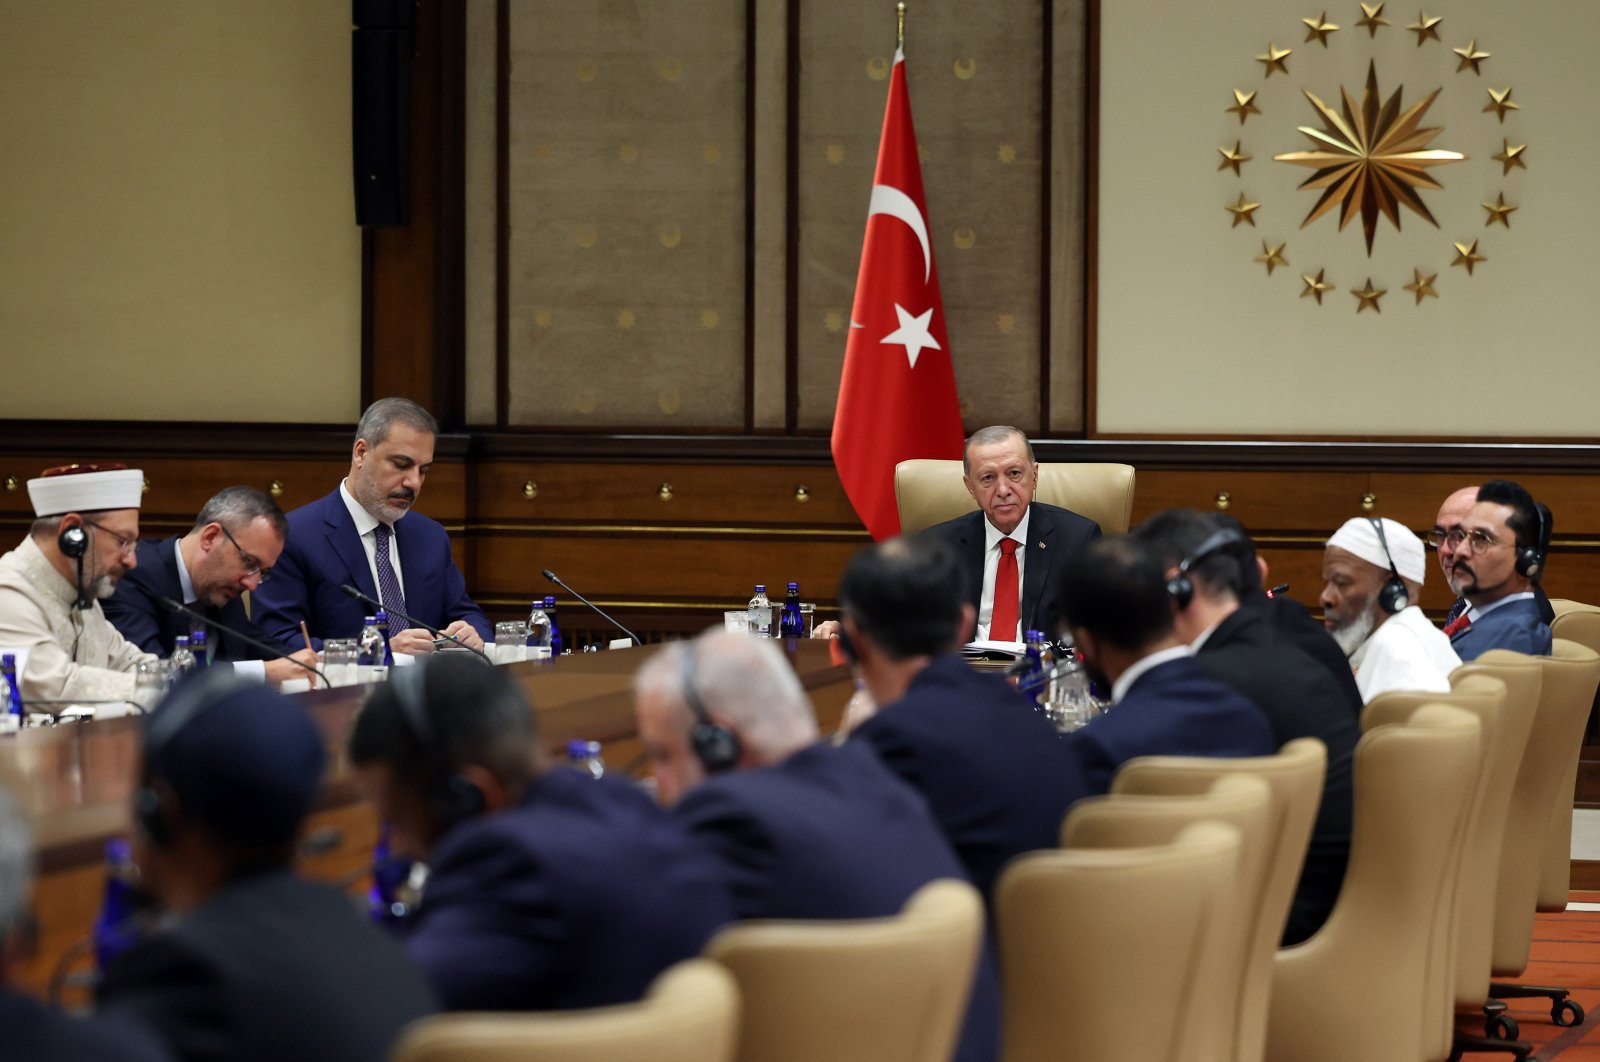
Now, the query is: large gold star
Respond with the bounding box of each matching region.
[1451,239,1487,275]
[1227,89,1261,125]
[1303,12,1340,46]
[1274,61,1466,255]
[1256,43,1292,77]
[1300,268,1335,304]
[1226,193,1261,228]
[1483,86,1519,123]
[1407,11,1443,47]
[1255,241,1289,274]
[1352,277,1386,313]
[1482,193,1517,228]
[1403,268,1438,304]
[1217,141,1251,175]
[1493,139,1527,174]
[1453,39,1490,75]
[1356,3,1389,37]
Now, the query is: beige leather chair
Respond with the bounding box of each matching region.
[1539,601,1600,910]
[996,821,1242,1062]
[1057,775,1272,1062]
[1264,705,1481,1062]
[705,878,982,1062]
[893,459,1136,535]
[390,958,738,1062]
[1110,739,1327,1062]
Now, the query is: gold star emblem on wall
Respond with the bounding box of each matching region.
[1403,269,1438,303]
[1451,239,1487,274]
[1493,140,1527,174]
[1300,268,1335,304]
[1355,3,1389,37]
[1407,12,1443,47]
[1302,13,1339,46]
[1227,89,1261,125]
[1256,43,1292,77]
[1217,141,1251,175]
[1453,40,1490,75]
[1225,193,1261,228]
[1254,241,1289,274]
[1352,278,1386,312]
[1482,193,1517,228]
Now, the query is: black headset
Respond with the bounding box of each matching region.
[680,644,740,773]
[390,664,487,828]
[58,520,87,559]
[135,669,241,845]
[1515,502,1546,581]
[1368,518,1411,614]
[1166,530,1248,609]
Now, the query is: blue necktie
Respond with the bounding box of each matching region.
[373,525,410,633]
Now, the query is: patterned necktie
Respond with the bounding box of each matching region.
[373,524,410,633]
[991,538,1021,641]
[1443,612,1472,638]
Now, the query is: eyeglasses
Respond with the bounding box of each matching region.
[82,519,138,556]
[1424,527,1504,556]
[217,524,274,582]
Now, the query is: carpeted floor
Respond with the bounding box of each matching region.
[1482,898,1600,1060]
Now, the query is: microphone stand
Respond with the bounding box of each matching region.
[157,597,331,687]
[337,586,494,664]
[542,570,643,646]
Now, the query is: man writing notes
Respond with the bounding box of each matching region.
[0,465,154,704]
[253,398,490,654]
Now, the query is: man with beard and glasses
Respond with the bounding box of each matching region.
[254,398,490,654]
[1321,517,1459,703]
[1431,483,1555,630]
[1438,479,1553,662]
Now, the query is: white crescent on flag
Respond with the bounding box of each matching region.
[866,184,932,284]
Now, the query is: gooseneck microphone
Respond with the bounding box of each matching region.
[337,586,493,664]
[542,570,643,646]
[157,598,331,688]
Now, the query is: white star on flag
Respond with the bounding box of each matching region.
[880,303,941,368]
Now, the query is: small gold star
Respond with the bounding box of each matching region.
[1451,239,1487,275]
[1254,241,1289,275]
[1256,43,1292,77]
[1356,3,1389,37]
[1300,268,1335,304]
[1483,86,1519,123]
[1403,269,1438,304]
[1453,39,1490,75]
[1226,193,1261,228]
[1227,89,1261,125]
[1302,12,1339,46]
[1352,278,1386,313]
[997,144,1017,164]
[1493,139,1527,175]
[1217,141,1251,175]
[1407,11,1443,46]
[1482,193,1517,228]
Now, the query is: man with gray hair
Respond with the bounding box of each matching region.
[254,397,490,653]
[106,487,320,683]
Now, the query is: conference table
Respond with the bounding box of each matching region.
[0,639,855,1002]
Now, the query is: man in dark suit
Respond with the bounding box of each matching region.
[1057,535,1275,797]
[1445,479,1554,661]
[632,630,999,1062]
[252,398,489,654]
[1135,509,1356,944]
[837,536,1082,904]
[349,657,732,1012]
[104,487,319,683]
[1433,483,1556,628]
[97,673,437,1062]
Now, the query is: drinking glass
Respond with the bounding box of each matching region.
[494,621,529,663]
[322,639,359,687]
[133,660,168,709]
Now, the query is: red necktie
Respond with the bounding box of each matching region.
[991,538,1020,641]
[1443,613,1472,638]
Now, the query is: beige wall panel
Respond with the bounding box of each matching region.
[465,0,500,425]
[796,2,1047,433]
[1096,1,1600,436]
[504,1,747,429]
[0,1,359,423]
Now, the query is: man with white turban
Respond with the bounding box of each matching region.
[0,465,156,706]
[1320,517,1460,703]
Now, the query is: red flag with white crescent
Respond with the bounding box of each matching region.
[830,47,964,541]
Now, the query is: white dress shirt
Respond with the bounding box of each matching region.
[340,479,407,599]
[975,510,1031,642]
[1350,605,1460,703]
[1111,644,1192,705]
[173,540,264,679]
[1466,590,1536,623]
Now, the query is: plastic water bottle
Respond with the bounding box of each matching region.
[373,609,396,666]
[358,615,383,666]
[747,585,771,637]
[189,629,209,669]
[0,654,22,732]
[566,739,605,779]
[93,839,140,970]
[526,600,552,659]
[368,826,415,924]
[170,635,197,677]
[544,596,564,656]
[779,582,804,639]
[1020,630,1047,686]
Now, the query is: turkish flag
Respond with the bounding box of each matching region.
[831,48,964,542]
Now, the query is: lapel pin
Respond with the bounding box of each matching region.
[1038,541,1046,550]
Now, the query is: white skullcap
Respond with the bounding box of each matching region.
[27,465,144,517]
[1327,517,1426,585]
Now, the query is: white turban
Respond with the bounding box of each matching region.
[1327,517,1426,585]
[27,466,144,517]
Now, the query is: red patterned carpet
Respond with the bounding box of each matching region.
[1483,900,1600,1060]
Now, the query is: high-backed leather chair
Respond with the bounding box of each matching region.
[1539,601,1600,910]
[390,958,739,1062]
[1110,739,1326,1062]
[1264,705,1481,1062]
[705,878,982,1062]
[997,820,1242,1062]
[893,459,1136,535]
[1058,775,1273,1062]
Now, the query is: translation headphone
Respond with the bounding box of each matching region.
[680,644,741,773]
[390,664,487,828]
[135,669,240,845]
[1368,519,1410,615]
[1515,502,1546,581]
[58,522,87,559]
[1166,530,1248,609]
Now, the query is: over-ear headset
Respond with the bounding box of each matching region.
[1515,502,1546,581]
[135,669,240,845]
[58,521,87,559]
[390,664,486,828]
[1368,518,1410,615]
[1166,530,1248,609]
[680,644,740,773]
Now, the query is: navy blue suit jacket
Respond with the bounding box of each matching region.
[1451,596,1553,661]
[407,770,734,1012]
[251,487,489,649]
[1065,656,1276,798]
[852,654,1082,903]
[1,988,172,1062]
[105,536,286,660]
[676,740,999,1062]
[921,502,1101,638]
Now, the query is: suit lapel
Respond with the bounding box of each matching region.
[155,537,186,647]
[1021,506,1053,631]
[958,512,985,612]
[390,514,428,616]
[324,493,379,601]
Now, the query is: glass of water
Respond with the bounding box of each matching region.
[494,621,529,663]
[134,660,168,709]
[322,639,359,687]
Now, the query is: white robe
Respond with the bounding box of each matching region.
[1350,605,1461,704]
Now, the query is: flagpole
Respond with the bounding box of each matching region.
[897,1,905,50]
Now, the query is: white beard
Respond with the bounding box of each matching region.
[1329,608,1377,658]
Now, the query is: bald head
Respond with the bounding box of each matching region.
[1434,485,1479,594]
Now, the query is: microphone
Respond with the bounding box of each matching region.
[157,597,330,688]
[542,570,642,647]
[337,586,493,664]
